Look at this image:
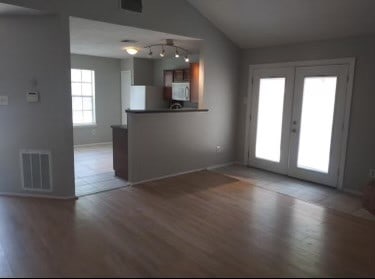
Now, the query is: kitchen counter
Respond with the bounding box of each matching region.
[111,125,128,129]
[126,109,209,114]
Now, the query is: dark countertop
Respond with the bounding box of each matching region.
[111,125,128,129]
[125,109,209,114]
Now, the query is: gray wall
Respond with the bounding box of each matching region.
[71,54,122,145]
[133,58,154,85]
[237,36,375,193]
[1,0,240,194]
[128,111,213,182]
[0,15,74,198]
[120,57,154,86]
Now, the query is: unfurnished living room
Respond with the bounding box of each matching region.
[0,0,375,277]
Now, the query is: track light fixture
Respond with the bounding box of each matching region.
[145,39,190,62]
[124,40,191,62]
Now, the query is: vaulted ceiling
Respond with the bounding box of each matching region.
[188,0,375,48]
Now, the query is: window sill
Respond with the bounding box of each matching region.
[73,123,97,128]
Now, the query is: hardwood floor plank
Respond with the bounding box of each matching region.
[0,171,374,277]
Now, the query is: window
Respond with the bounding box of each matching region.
[71,69,96,125]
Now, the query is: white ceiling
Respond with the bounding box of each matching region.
[188,0,375,48]
[0,3,44,15]
[70,17,202,59]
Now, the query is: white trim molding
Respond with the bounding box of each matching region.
[0,192,77,200]
[129,162,237,186]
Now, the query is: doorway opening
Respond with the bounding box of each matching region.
[245,59,355,188]
[69,17,202,196]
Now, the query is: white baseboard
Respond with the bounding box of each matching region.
[207,161,239,170]
[0,192,77,200]
[74,142,112,148]
[130,162,237,186]
[130,168,206,186]
[343,188,363,196]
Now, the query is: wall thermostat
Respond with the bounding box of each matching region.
[0,95,8,106]
[26,92,40,103]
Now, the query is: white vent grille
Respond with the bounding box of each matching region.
[20,150,52,192]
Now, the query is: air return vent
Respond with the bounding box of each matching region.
[20,150,52,192]
[119,0,143,13]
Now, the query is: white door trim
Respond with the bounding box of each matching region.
[244,58,355,189]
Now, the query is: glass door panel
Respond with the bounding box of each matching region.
[297,76,337,173]
[255,78,286,163]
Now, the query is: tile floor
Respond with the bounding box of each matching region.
[74,144,129,197]
[214,165,375,221]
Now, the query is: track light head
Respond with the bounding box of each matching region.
[175,48,180,58]
[160,48,165,57]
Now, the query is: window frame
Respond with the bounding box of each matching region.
[71,69,96,127]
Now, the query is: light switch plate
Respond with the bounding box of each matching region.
[0,96,8,106]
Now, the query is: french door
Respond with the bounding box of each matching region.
[248,64,350,187]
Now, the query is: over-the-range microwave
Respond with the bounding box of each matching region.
[172,82,190,101]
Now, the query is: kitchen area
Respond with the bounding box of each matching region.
[113,53,207,181]
[70,16,206,195]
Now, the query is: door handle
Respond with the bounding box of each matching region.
[292,128,297,133]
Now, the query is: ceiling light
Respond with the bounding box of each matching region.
[185,55,190,63]
[125,47,138,55]
[175,48,180,58]
[148,47,153,56]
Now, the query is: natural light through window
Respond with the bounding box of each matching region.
[255,78,286,162]
[71,69,96,125]
[297,76,337,173]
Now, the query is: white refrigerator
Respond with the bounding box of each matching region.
[129,86,167,110]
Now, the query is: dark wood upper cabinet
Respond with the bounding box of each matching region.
[173,70,184,82]
[183,68,190,82]
[164,70,174,86]
[163,70,174,100]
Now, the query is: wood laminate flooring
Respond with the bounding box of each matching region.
[0,171,374,277]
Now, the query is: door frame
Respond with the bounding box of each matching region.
[244,58,355,189]
[121,70,132,125]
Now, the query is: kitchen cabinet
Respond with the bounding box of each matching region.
[112,125,128,180]
[173,69,185,82]
[190,63,199,103]
[163,63,200,103]
[163,70,173,100]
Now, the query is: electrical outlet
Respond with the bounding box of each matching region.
[370,169,375,179]
[216,146,223,153]
[0,96,8,106]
